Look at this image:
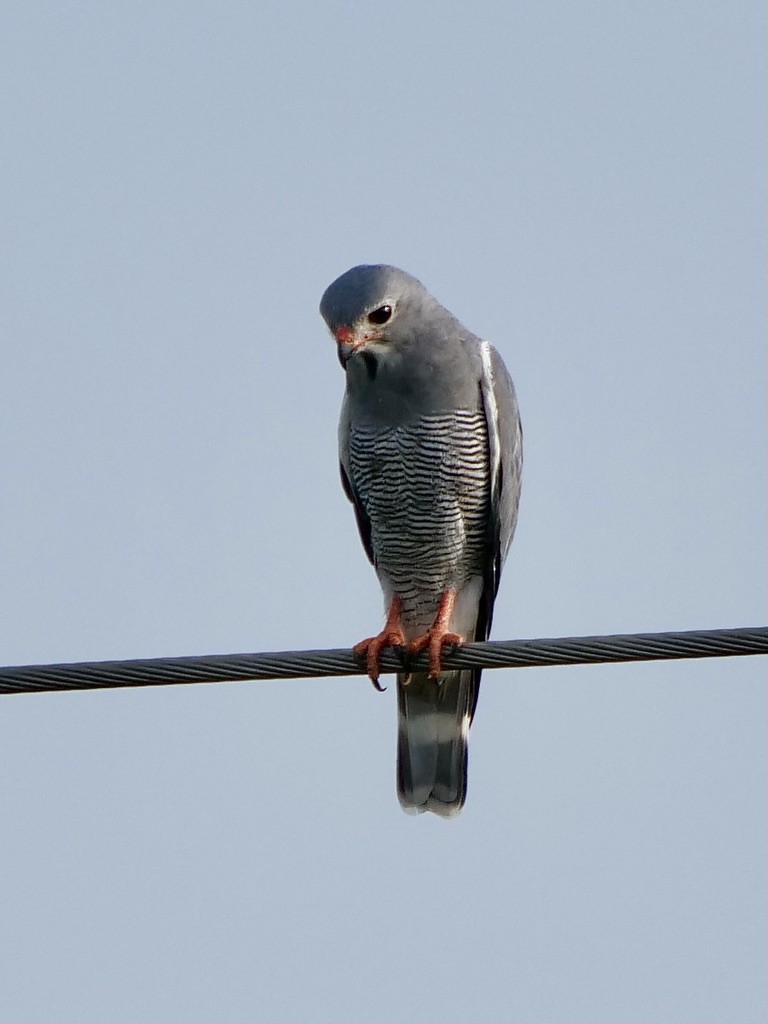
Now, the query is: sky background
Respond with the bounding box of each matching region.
[1,2,766,1022]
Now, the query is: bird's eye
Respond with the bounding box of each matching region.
[367,305,392,325]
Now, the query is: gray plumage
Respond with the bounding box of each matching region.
[320,264,522,817]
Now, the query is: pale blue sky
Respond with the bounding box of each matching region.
[1,3,766,1022]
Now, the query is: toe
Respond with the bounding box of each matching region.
[353,632,404,690]
[408,633,430,656]
[427,631,463,679]
[366,641,383,686]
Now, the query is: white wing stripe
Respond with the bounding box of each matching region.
[480,341,501,505]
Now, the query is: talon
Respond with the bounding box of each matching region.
[353,596,405,690]
[409,630,463,678]
[407,589,464,678]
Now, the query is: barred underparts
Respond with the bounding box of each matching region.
[348,410,490,624]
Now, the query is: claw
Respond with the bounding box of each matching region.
[407,589,464,679]
[409,629,463,679]
[354,633,405,691]
[353,595,406,690]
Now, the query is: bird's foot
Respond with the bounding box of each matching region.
[354,631,406,691]
[407,589,462,679]
[408,628,463,679]
[353,596,406,691]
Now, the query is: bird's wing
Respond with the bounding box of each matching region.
[476,341,523,642]
[338,392,374,566]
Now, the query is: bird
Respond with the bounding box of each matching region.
[320,264,522,817]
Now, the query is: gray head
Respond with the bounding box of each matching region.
[320,264,461,368]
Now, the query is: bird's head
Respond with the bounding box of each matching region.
[320,264,434,372]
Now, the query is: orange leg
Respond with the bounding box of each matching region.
[408,589,463,679]
[353,595,407,691]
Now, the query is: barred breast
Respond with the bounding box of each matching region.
[348,410,490,628]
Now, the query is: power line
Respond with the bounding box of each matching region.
[0,626,766,696]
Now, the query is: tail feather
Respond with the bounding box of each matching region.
[396,669,479,818]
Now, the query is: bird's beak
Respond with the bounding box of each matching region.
[334,324,365,367]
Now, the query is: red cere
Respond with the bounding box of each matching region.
[334,325,354,344]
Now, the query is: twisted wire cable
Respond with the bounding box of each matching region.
[1,626,766,696]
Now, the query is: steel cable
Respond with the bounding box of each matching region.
[1,626,766,696]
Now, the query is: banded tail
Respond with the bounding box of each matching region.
[396,668,479,817]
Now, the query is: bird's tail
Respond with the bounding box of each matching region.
[396,669,480,818]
